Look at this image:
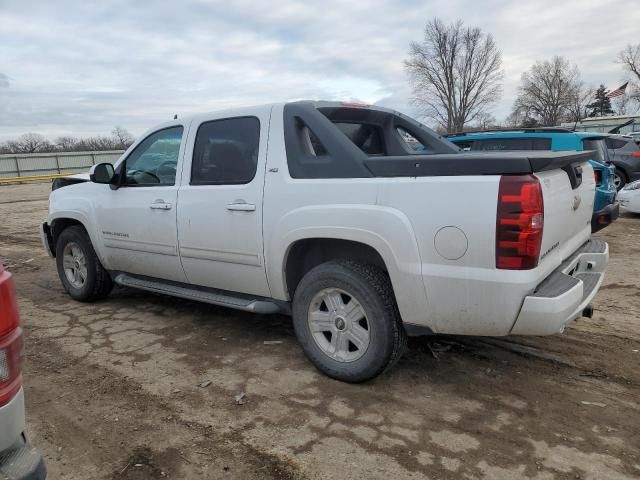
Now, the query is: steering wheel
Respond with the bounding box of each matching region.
[156,160,177,178]
[128,169,161,184]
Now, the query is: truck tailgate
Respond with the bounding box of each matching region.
[535,161,595,266]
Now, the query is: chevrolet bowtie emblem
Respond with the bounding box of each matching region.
[572,195,581,211]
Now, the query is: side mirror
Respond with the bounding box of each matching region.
[90,163,115,184]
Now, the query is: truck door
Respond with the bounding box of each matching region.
[93,124,188,282]
[177,107,271,297]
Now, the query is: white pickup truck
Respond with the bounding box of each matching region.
[41,101,609,382]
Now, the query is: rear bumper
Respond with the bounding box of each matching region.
[618,188,640,213]
[591,202,619,232]
[0,435,46,480]
[0,389,45,479]
[0,389,25,453]
[510,239,608,335]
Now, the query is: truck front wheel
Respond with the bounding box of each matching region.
[292,260,406,382]
[55,226,113,302]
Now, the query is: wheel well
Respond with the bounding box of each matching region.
[285,239,387,298]
[614,163,629,181]
[50,218,85,245]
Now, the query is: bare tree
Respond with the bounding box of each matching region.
[405,18,503,133]
[612,93,639,116]
[566,84,594,123]
[472,112,497,130]
[111,126,134,150]
[55,136,79,151]
[511,56,582,126]
[5,133,52,153]
[618,44,640,106]
[1,127,135,154]
[619,44,640,81]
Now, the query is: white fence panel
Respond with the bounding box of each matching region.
[0,150,124,179]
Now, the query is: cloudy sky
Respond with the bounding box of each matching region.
[0,0,636,141]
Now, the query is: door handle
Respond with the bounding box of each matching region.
[149,201,172,210]
[226,203,256,212]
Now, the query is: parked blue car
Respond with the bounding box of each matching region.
[446,129,619,232]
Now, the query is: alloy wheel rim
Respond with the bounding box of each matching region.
[62,242,87,288]
[307,288,370,362]
[614,173,623,190]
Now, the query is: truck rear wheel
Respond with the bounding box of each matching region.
[55,226,113,302]
[292,260,406,382]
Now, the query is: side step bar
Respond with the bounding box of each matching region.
[113,273,281,314]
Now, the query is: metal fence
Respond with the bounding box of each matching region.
[0,150,124,179]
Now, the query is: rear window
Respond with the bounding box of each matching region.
[605,138,627,149]
[469,138,551,151]
[397,127,425,152]
[335,123,385,155]
[582,138,610,163]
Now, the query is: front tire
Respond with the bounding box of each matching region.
[55,226,113,302]
[292,260,406,383]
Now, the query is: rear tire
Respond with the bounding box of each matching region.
[614,167,627,191]
[55,226,113,302]
[292,260,406,383]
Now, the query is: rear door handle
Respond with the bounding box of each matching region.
[226,203,256,212]
[149,201,172,210]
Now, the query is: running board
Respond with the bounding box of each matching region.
[113,273,281,314]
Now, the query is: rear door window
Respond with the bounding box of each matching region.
[191,117,260,185]
[583,138,610,163]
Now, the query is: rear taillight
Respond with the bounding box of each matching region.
[594,169,602,186]
[631,151,640,158]
[0,267,23,406]
[496,175,544,270]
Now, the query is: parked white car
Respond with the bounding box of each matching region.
[41,101,609,382]
[618,180,640,213]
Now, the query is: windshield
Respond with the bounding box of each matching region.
[582,138,610,163]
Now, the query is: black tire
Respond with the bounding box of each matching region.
[614,167,628,191]
[55,225,113,302]
[292,260,406,383]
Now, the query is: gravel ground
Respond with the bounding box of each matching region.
[1,182,639,480]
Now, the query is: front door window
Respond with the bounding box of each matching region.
[125,126,183,186]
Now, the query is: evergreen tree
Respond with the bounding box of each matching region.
[586,85,614,117]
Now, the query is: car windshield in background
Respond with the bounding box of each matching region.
[466,137,551,151]
[583,138,610,163]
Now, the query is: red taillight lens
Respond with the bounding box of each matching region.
[496,175,544,270]
[0,267,23,406]
[0,329,23,406]
[631,151,640,158]
[594,169,602,186]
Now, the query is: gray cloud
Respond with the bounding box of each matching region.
[0,0,635,141]
[0,73,8,88]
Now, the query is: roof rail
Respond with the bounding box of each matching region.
[445,127,575,137]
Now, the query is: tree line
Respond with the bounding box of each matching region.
[0,126,135,155]
[406,18,640,132]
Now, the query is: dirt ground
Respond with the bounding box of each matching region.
[1,182,639,480]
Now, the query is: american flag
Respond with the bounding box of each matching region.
[606,82,628,98]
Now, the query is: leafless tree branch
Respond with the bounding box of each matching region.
[405,18,503,133]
